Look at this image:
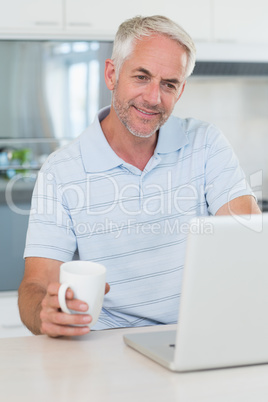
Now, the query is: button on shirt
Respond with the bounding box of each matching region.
[24,106,253,329]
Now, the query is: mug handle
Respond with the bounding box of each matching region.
[58,283,72,314]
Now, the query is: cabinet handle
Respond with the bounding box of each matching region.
[68,22,92,27]
[35,21,60,26]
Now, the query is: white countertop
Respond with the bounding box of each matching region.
[1,324,268,402]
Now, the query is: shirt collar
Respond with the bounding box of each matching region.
[80,106,123,173]
[80,106,189,173]
[155,114,189,154]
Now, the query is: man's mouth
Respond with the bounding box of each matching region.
[134,106,159,116]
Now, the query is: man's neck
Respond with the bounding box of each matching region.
[100,108,158,171]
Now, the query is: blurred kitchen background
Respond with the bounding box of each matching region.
[0,0,268,336]
[0,40,113,292]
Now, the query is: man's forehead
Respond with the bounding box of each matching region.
[123,36,188,80]
[132,33,185,53]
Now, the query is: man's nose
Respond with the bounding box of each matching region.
[142,81,161,106]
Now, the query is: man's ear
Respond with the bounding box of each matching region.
[104,59,116,90]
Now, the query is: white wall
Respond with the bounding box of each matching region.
[173,76,268,199]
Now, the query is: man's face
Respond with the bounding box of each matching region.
[111,34,188,138]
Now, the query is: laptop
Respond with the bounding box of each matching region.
[124,214,268,372]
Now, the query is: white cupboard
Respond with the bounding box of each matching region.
[65,0,212,41]
[0,0,268,45]
[0,0,63,31]
[213,0,268,44]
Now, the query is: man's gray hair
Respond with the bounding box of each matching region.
[112,15,196,80]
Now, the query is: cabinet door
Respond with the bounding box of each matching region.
[0,0,63,31]
[65,0,212,41]
[214,0,268,44]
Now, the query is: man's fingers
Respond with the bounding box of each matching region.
[48,281,110,299]
[45,283,89,311]
[40,321,90,338]
[40,280,109,337]
[47,282,60,295]
[50,311,92,326]
[43,293,89,313]
[47,283,75,300]
[105,283,110,294]
[40,307,92,337]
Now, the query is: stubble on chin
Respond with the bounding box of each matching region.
[112,89,169,139]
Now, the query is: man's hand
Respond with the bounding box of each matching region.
[18,257,111,337]
[40,282,110,338]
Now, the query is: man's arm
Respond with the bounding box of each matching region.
[216,195,261,216]
[18,257,93,337]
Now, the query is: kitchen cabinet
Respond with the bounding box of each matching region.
[65,0,212,41]
[0,0,63,32]
[0,1,267,48]
[0,179,34,292]
[213,0,268,44]
[0,292,33,338]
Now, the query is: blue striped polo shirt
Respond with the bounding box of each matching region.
[24,106,253,329]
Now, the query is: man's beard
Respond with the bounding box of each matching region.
[112,87,170,139]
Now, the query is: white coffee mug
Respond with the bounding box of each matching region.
[58,261,106,328]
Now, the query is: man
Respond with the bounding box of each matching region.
[18,15,260,337]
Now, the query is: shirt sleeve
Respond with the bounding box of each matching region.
[204,125,255,215]
[23,167,77,262]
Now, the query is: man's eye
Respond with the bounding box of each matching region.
[137,75,147,80]
[165,83,176,90]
